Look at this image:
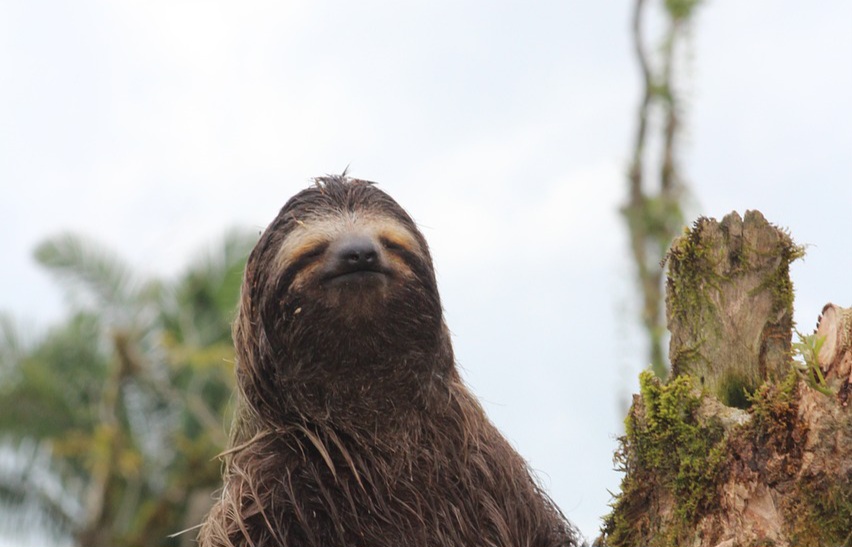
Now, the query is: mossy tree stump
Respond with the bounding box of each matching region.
[665,210,802,407]
[600,211,852,547]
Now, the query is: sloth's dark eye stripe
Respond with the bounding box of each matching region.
[298,243,328,261]
[379,237,405,252]
[280,243,328,282]
[387,244,426,277]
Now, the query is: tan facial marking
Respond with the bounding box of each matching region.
[377,226,419,252]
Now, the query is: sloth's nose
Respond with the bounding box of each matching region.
[335,235,379,268]
[322,234,387,284]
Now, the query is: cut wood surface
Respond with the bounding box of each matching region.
[816,303,852,394]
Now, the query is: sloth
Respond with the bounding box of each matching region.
[198,175,578,547]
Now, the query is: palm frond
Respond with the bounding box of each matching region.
[34,233,144,317]
[0,313,26,380]
[1,227,254,546]
[167,229,256,346]
[0,439,82,534]
[0,313,107,439]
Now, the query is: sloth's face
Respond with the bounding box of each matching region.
[238,179,449,413]
[275,209,426,303]
[248,180,441,338]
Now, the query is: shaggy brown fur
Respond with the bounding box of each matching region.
[198,175,579,547]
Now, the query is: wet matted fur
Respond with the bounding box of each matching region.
[198,176,579,547]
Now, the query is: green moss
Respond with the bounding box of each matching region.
[749,239,804,316]
[664,220,726,382]
[787,478,852,546]
[665,221,720,330]
[602,371,727,546]
[746,370,798,439]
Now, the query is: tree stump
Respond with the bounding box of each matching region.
[665,210,801,407]
[600,211,852,547]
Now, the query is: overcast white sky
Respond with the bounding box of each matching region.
[1,0,851,542]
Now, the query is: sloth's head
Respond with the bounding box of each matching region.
[234,175,452,423]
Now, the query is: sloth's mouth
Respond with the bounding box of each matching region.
[322,268,390,287]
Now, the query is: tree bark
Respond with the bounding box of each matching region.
[600,211,852,547]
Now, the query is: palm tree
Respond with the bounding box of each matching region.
[0,229,256,547]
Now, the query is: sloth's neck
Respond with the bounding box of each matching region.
[277,347,456,431]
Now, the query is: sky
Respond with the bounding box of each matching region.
[1,0,851,542]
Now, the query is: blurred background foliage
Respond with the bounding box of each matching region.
[0,229,256,546]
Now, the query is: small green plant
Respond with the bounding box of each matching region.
[792,331,834,396]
